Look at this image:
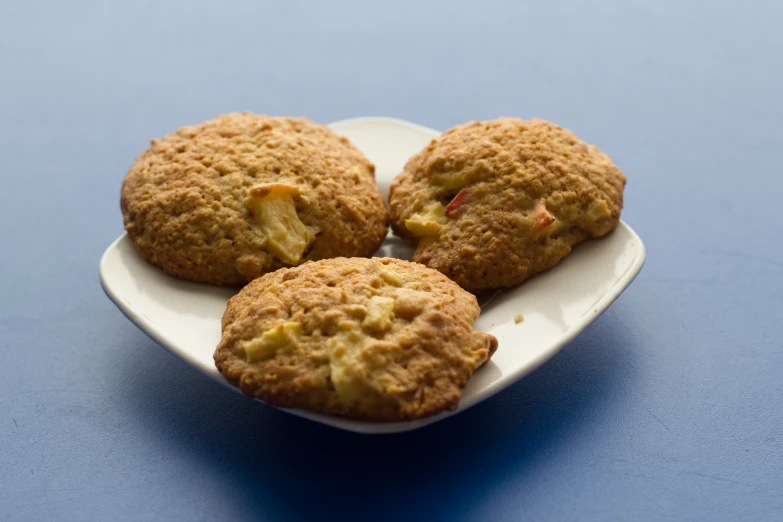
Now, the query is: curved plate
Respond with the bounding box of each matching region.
[100,117,646,434]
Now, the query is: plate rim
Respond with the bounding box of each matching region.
[100,116,647,434]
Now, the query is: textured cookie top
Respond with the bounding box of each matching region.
[215,257,498,421]
[121,113,389,285]
[389,118,626,291]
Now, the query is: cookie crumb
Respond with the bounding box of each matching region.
[514,313,524,324]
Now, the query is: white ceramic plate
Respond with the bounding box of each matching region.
[100,117,646,434]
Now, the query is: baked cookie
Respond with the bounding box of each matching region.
[214,257,498,421]
[121,113,389,285]
[389,118,626,291]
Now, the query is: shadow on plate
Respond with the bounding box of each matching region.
[113,309,639,520]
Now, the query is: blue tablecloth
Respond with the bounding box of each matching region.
[2,1,781,520]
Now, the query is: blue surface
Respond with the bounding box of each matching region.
[1,1,782,520]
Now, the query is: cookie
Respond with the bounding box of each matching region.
[389,118,626,291]
[121,113,389,285]
[214,257,498,421]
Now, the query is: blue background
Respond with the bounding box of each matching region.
[2,1,782,520]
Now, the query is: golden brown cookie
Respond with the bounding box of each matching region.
[389,118,626,291]
[214,257,498,421]
[121,113,389,285]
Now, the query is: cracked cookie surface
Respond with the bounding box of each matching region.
[214,257,498,421]
[121,113,389,285]
[389,118,626,291]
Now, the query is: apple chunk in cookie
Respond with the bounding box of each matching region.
[244,183,314,266]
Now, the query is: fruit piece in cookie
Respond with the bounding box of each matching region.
[444,188,470,218]
[388,117,626,291]
[529,200,556,240]
[245,183,313,265]
[404,202,448,237]
[379,265,405,286]
[214,257,498,421]
[588,199,612,219]
[362,295,396,333]
[327,328,369,404]
[240,321,302,362]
